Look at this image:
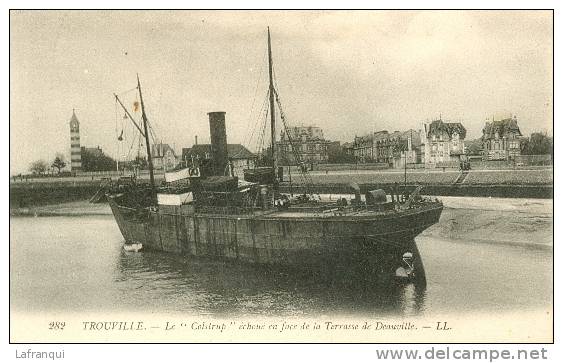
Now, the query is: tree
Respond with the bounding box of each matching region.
[131,156,147,170]
[29,160,48,175]
[521,132,553,156]
[81,148,117,172]
[328,147,356,164]
[520,138,530,155]
[51,154,67,174]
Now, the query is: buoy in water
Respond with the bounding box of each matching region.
[395,252,415,280]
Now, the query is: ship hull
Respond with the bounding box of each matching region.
[108,196,442,278]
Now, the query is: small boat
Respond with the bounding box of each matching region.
[123,243,143,252]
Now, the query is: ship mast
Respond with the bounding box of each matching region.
[136,74,156,194]
[267,27,278,190]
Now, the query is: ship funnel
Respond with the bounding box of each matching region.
[208,111,229,176]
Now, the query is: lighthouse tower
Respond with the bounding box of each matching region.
[69,109,82,171]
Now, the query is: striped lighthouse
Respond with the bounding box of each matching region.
[69,109,82,171]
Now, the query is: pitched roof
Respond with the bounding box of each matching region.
[427,120,467,139]
[355,129,422,146]
[69,109,79,125]
[400,129,422,147]
[152,143,176,158]
[182,144,256,160]
[227,144,257,159]
[482,118,522,139]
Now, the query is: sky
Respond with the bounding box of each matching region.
[9,10,553,174]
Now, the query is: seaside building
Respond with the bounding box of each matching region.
[151,143,178,171]
[277,126,331,164]
[341,142,354,156]
[352,129,422,167]
[69,109,81,171]
[481,115,522,161]
[182,144,257,178]
[421,119,466,166]
[353,131,389,163]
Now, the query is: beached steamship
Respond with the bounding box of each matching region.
[107,29,443,284]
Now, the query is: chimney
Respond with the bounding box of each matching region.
[195,135,198,145]
[208,111,229,176]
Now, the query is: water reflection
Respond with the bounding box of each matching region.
[115,248,427,317]
[11,214,551,317]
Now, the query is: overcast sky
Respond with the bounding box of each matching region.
[10,10,552,174]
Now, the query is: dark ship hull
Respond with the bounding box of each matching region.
[108,194,443,277]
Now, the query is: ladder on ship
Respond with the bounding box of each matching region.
[453,170,470,185]
[89,179,112,203]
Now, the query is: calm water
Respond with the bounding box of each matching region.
[10,198,552,317]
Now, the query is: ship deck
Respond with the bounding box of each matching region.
[109,192,443,222]
[261,203,441,219]
[184,202,443,222]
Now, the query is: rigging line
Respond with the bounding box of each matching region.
[273,88,314,194]
[274,91,299,160]
[144,117,157,144]
[256,108,266,153]
[114,99,119,136]
[247,90,268,154]
[114,100,120,164]
[245,88,270,153]
[273,68,306,181]
[257,105,269,157]
[126,129,139,161]
[242,47,268,147]
[117,86,139,97]
[115,93,145,137]
[124,108,133,143]
[135,92,158,147]
[141,94,159,146]
[272,66,281,99]
[272,66,287,113]
[134,86,158,144]
[146,119,158,146]
[258,91,271,152]
[155,89,164,135]
[243,84,267,148]
[247,90,270,153]
[133,131,142,160]
[146,109,159,145]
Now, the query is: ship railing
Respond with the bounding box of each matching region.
[194,205,263,215]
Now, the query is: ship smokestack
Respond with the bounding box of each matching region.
[208,111,229,176]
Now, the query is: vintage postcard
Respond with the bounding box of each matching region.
[9,9,553,344]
